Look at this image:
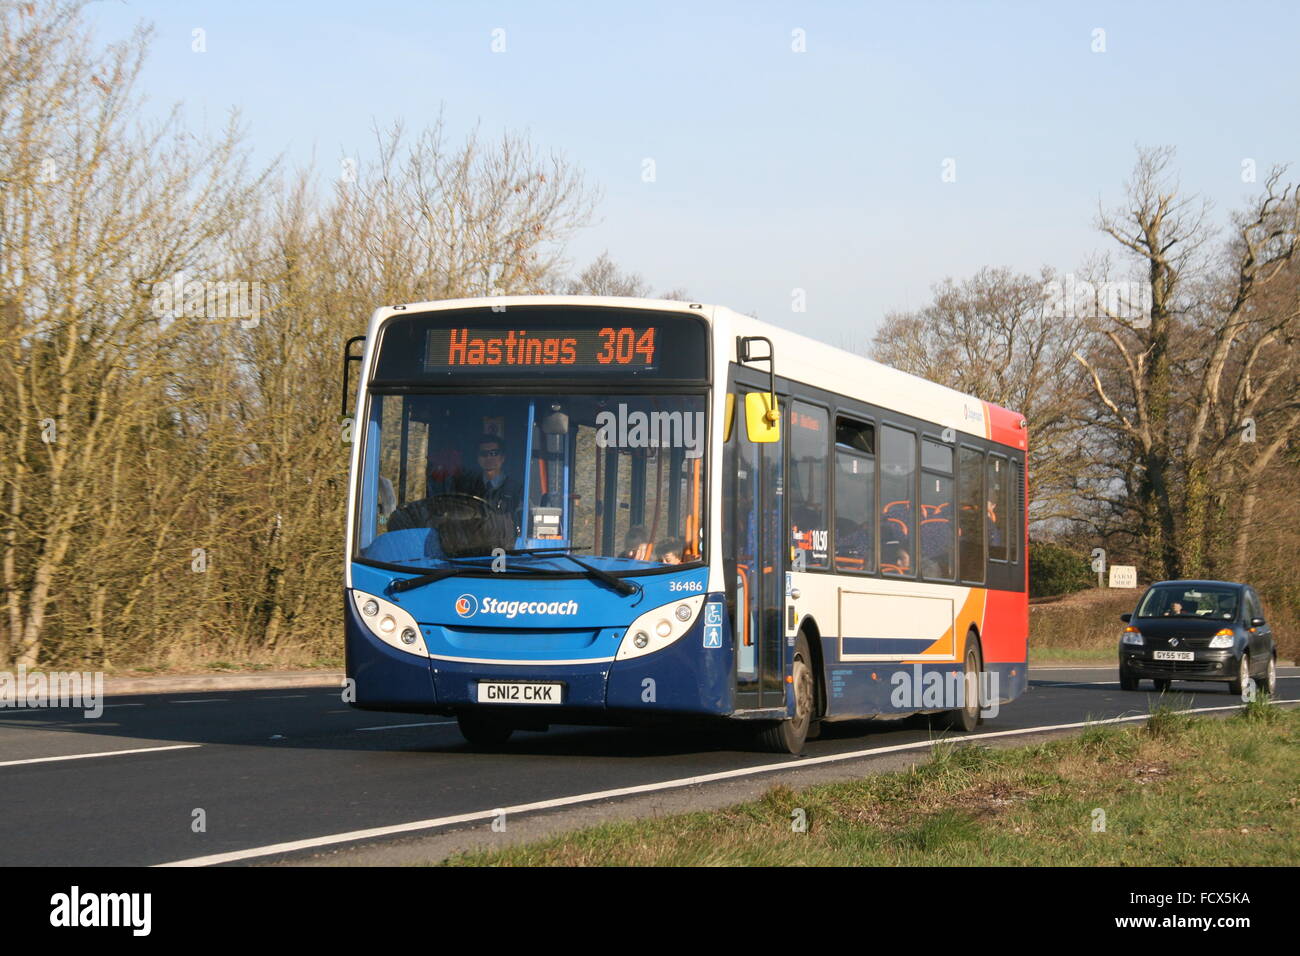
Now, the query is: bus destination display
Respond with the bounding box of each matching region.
[425,326,658,371]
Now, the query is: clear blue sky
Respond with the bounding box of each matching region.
[86,0,1300,348]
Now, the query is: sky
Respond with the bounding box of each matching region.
[84,0,1300,349]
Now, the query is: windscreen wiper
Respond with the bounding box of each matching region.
[505,546,640,597]
[387,556,548,594]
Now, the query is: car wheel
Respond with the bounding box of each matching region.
[941,631,983,732]
[1152,678,1171,693]
[457,712,514,747]
[1228,653,1250,698]
[1119,667,1139,691]
[1257,655,1276,697]
[755,632,815,754]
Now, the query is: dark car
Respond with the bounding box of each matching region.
[1119,580,1277,696]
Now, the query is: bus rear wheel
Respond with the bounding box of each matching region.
[941,631,983,733]
[755,632,815,754]
[457,712,514,747]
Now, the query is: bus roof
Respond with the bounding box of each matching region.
[368,295,1027,450]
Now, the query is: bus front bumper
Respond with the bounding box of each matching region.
[345,594,735,720]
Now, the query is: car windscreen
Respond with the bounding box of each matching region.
[1135,585,1239,620]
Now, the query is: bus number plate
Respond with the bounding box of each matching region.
[477,682,563,704]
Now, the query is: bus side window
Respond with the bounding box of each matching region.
[958,446,985,584]
[987,455,1007,562]
[834,416,875,573]
[789,402,829,569]
[880,425,916,577]
[920,438,954,580]
[1009,459,1021,565]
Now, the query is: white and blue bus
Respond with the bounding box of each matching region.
[343,296,1028,752]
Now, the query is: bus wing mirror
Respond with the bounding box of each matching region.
[744,392,780,443]
[342,335,366,417]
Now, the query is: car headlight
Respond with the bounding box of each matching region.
[616,595,706,660]
[1121,627,1144,646]
[351,589,428,657]
[1208,629,1235,649]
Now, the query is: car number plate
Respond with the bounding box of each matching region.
[1153,651,1194,661]
[477,681,562,704]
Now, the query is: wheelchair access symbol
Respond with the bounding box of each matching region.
[705,603,722,626]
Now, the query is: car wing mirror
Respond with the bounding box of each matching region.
[1120,613,1132,623]
[1250,617,1265,627]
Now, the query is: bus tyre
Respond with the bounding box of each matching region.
[756,633,815,755]
[941,632,982,733]
[457,712,514,747]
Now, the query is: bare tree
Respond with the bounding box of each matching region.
[1075,147,1300,578]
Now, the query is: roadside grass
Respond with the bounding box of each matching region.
[441,704,1300,866]
[1029,645,1114,664]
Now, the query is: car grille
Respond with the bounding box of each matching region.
[1144,659,1217,674]
[1154,635,1216,649]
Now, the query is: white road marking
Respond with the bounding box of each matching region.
[155,699,1298,867]
[0,744,201,768]
[356,721,457,732]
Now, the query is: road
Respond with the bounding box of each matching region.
[1,666,1295,866]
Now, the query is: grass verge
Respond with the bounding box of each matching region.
[442,704,1299,866]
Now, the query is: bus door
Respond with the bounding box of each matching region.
[727,373,787,711]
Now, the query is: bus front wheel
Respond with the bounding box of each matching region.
[458,712,514,748]
[755,632,815,754]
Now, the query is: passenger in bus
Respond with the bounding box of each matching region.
[882,544,911,574]
[622,525,651,560]
[986,498,1002,548]
[658,538,685,565]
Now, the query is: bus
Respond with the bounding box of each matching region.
[342,296,1028,753]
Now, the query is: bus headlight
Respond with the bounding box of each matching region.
[616,594,706,661]
[351,589,428,658]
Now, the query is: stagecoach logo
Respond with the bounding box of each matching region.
[455,594,580,619]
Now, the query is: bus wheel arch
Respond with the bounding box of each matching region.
[797,615,827,729]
